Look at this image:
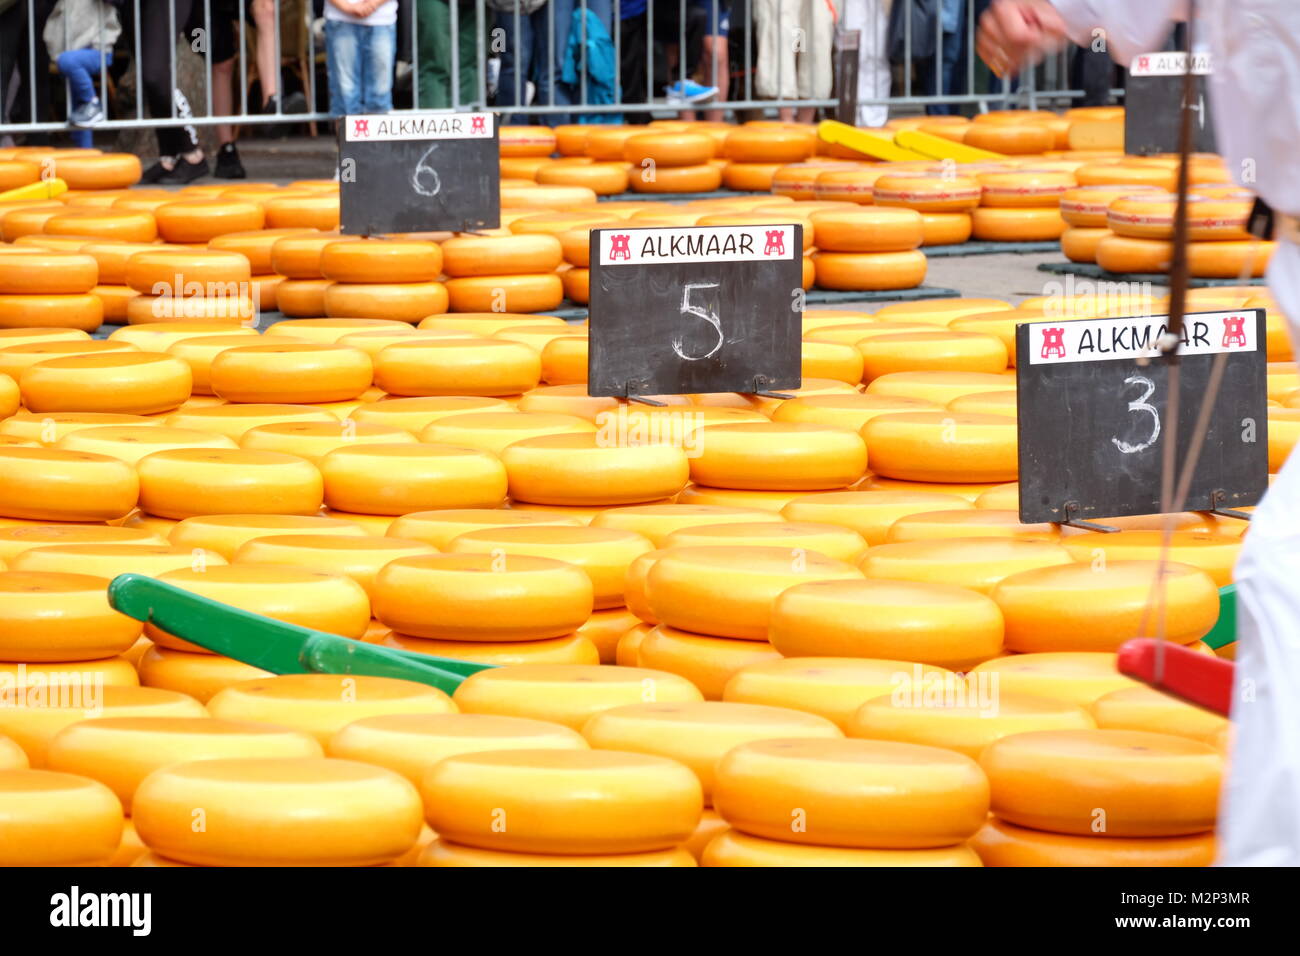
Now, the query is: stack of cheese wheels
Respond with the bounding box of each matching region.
[872,172,981,252]
[970,729,1221,866]
[81,242,188,323]
[636,545,862,697]
[439,234,564,313]
[123,248,254,325]
[1097,190,1271,278]
[271,233,359,317]
[370,552,601,666]
[417,749,701,866]
[319,238,446,322]
[0,249,102,331]
[1058,184,1162,263]
[131,756,423,866]
[700,737,986,866]
[972,169,1071,242]
[623,131,719,194]
[209,228,314,313]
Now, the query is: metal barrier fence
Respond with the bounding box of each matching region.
[0,0,1119,139]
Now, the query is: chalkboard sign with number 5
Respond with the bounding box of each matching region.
[1015,309,1268,524]
[338,112,499,236]
[587,224,804,398]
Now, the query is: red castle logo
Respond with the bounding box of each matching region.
[1222,315,1247,348]
[1041,327,1067,359]
[352,118,370,138]
[608,234,631,260]
[763,229,785,256]
[1136,55,1150,71]
[470,116,486,134]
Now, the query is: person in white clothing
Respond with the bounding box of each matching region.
[841,0,891,127]
[978,0,1300,866]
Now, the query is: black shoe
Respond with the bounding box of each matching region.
[213,143,247,179]
[157,155,210,184]
[140,158,177,183]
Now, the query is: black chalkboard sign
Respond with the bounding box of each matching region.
[338,112,500,235]
[1016,309,1268,524]
[1125,52,1217,155]
[587,224,803,397]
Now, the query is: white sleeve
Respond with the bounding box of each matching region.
[1051,0,1190,67]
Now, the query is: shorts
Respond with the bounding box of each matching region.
[692,0,730,35]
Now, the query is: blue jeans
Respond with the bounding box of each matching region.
[57,48,111,147]
[326,20,396,116]
[496,0,616,126]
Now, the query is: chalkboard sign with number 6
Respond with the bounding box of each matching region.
[586,224,804,398]
[338,112,499,235]
[1015,309,1268,524]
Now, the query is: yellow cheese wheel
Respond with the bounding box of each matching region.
[861,537,1072,595]
[624,132,715,167]
[207,674,454,746]
[152,200,264,243]
[0,735,26,770]
[110,320,257,353]
[1059,226,1112,266]
[535,162,630,194]
[0,291,102,331]
[447,525,651,610]
[969,651,1140,706]
[349,398,509,435]
[772,391,930,429]
[136,448,322,518]
[720,162,782,192]
[261,194,339,231]
[616,622,652,666]
[239,421,414,463]
[689,422,866,491]
[981,729,1220,836]
[872,175,981,213]
[799,340,864,383]
[133,757,420,866]
[702,828,982,867]
[270,233,355,278]
[373,338,540,397]
[863,411,1017,482]
[163,402,335,440]
[10,543,224,579]
[636,625,782,699]
[421,748,701,855]
[0,657,138,693]
[946,389,1017,418]
[48,153,141,189]
[440,234,563,277]
[444,273,564,313]
[168,513,365,560]
[628,163,723,193]
[0,328,91,353]
[147,564,371,651]
[1095,235,1173,274]
[623,548,663,623]
[0,769,123,866]
[124,292,255,325]
[337,327,476,358]
[538,335,589,385]
[453,663,703,729]
[647,545,863,640]
[136,645,270,703]
[0,251,98,294]
[385,631,599,666]
[807,208,924,253]
[2,205,72,241]
[422,412,593,457]
[323,281,449,322]
[722,656,954,731]
[327,712,587,785]
[500,126,559,157]
[166,336,308,395]
[1188,239,1273,278]
[874,297,1013,326]
[371,553,592,640]
[206,227,315,274]
[0,525,162,564]
[970,206,1067,241]
[274,278,331,316]
[47,717,323,811]
[56,425,236,464]
[723,128,814,164]
[1059,184,1163,227]
[858,331,1008,381]
[419,840,695,867]
[861,476,1010,500]
[849,688,1096,760]
[866,369,1011,405]
[0,570,140,662]
[319,240,441,284]
[916,211,972,246]
[318,443,507,514]
[575,607,640,664]
[502,433,689,505]
[992,559,1219,653]
[970,817,1216,867]
[713,737,986,848]
[885,507,1055,542]
[812,250,927,291]
[0,685,206,767]
[589,503,780,547]
[977,169,1074,208]
[1091,685,1229,743]
[769,578,1003,669]
[383,507,579,549]
[1108,194,1252,241]
[0,447,138,521]
[582,701,841,803]
[43,208,156,243]
[19,352,191,416]
[207,343,372,404]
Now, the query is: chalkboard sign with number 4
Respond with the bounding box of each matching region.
[338,112,499,235]
[1016,309,1268,524]
[586,224,804,398]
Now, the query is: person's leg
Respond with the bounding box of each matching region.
[455,0,480,107]
[491,3,535,122]
[326,19,364,116]
[535,0,573,125]
[361,23,396,113]
[416,0,451,109]
[251,0,279,106]
[140,0,202,167]
[56,50,100,107]
[618,12,650,124]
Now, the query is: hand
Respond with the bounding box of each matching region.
[352,0,380,16]
[976,0,1071,78]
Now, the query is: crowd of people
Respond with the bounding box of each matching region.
[0,0,1112,182]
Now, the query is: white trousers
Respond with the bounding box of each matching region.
[754,0,836,100]
[839,0,891,127]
